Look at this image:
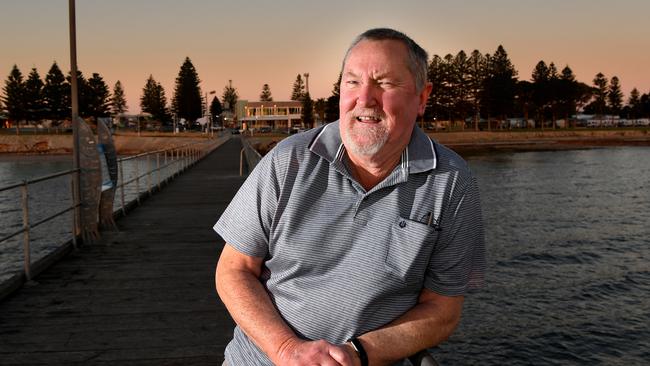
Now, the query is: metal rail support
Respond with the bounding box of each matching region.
[21,181,31,281]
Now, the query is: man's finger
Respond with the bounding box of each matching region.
[328,345,353,366]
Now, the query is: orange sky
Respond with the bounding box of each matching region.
[2,0,649,113]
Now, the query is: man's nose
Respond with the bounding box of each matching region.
[356,83,379,108]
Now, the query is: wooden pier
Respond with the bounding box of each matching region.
[0,138,246,365]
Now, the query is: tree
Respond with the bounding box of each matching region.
[467,50,486,130]
[87,73,111,118]
[43,62,68,121]
[557,66,579,126]
[590,72,608,116]
[627,88,641,119]
[210,96,222,126]
[24,68,45,122]
[314,98,327,123]
[301,92,314,129]
[482,45,518,129]
[2,65,26,124]
[260,83,273,101]
[291,74,306,101]
[607,76,623,116]
[66,70,90,118]
[141,75,170,123]
[531,60,551,128]
[111,80,128,115]
[222,80,238,112]
[425,54,445,123]
[172,57,202,122]
[325,73,341,122]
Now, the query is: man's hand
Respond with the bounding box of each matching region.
[275,338,358,366]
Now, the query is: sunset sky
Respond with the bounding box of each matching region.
[2,0,649,113]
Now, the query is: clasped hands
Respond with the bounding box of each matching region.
[275,338,362,366]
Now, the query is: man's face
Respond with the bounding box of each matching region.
[339,39,430,158]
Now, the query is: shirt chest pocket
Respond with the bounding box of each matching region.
[384,216,439,286]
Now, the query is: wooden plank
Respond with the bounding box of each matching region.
[0,138,245,365]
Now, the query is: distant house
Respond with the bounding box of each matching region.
[236,100,303,131]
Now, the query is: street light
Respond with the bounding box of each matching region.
[205,90,215,135]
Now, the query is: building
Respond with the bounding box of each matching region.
[236,100,303,131]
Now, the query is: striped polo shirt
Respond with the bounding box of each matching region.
[214,121,485,365]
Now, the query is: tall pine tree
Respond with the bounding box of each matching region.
[481,45,518,129]
[607,76,623,116]
[172,57,202,122]
[301,92,314,129]
[141,75,170,123]
[2,65,26,123]
[291,74,306,101]
[24,68,44,122]
[87,73,111,118]
[222,80,238,112]
[592,72,609,116]
[66,70,90,118]
[43,62,68,122]
[260,84,273,101]
[111,80,128,115]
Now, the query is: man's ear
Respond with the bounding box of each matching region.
[418,82,433,116]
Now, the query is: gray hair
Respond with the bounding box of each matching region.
[342,28,429,91]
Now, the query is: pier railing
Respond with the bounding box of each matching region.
[240,136,263,175]
[0,134,228,297]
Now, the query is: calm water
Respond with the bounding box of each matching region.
[1,147,649,364]
[434,147,650,365]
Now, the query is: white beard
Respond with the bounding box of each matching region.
[342,119,389,156]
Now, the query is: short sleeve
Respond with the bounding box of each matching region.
[424,175,486,295]
[213,149,280,258]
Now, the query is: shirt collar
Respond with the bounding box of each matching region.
[309,120,437,174]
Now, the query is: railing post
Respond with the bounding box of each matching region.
[119,160,126,215]
[70,173,78,250]
[240,148,245,176]
[21,181,31,281]
[156,152,161,190]
[135,157,141,205]
[146,154,152,196]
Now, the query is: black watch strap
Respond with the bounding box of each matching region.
[348,337,369,366]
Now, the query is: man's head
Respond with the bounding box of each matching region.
[339,28,432,160]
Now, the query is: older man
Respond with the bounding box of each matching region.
[215,28,485,366]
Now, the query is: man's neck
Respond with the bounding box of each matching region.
[346,149,403,191]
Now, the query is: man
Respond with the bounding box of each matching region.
[215,28,485,365]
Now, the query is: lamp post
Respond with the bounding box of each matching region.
[303,72,310,95]
[68,0,81,239]
[205,90,215,135]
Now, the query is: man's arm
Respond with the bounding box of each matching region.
[216,243,355,366]
[344,290,464,366]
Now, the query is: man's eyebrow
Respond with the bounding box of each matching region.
[343,71,359,78]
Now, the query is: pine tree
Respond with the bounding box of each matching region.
[301,92,314,129]
[291,74,305,101]
[467,50,486,130]
[325,73,341,122]
[628,88,641,118]
[141,75,170,123]
[607,76,623,116]
[172,57,202,122]
[24,68,44,122]
[2,65,26,123]
[481,45,518,129]
[425,54,445,123]
[222,80,238,112]
[592,72,608,116]
[66,70,90,118]
[87,73,111,118]
[209,96,222,126]
[557,66,578,125]
[260,84,273,101]
[111,80,128,115]
[43,62,68,122]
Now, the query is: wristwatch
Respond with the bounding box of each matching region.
[348,337,369,366]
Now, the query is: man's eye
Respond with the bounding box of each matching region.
[346,80,359,85]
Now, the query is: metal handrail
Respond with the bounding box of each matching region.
[0,133,228,285]
[240,136,263,175]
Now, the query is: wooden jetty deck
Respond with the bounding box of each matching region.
[0,138,246,365]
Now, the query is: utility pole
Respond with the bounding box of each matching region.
[69,0,81,238]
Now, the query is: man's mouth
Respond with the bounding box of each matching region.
[355,116,382,123]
